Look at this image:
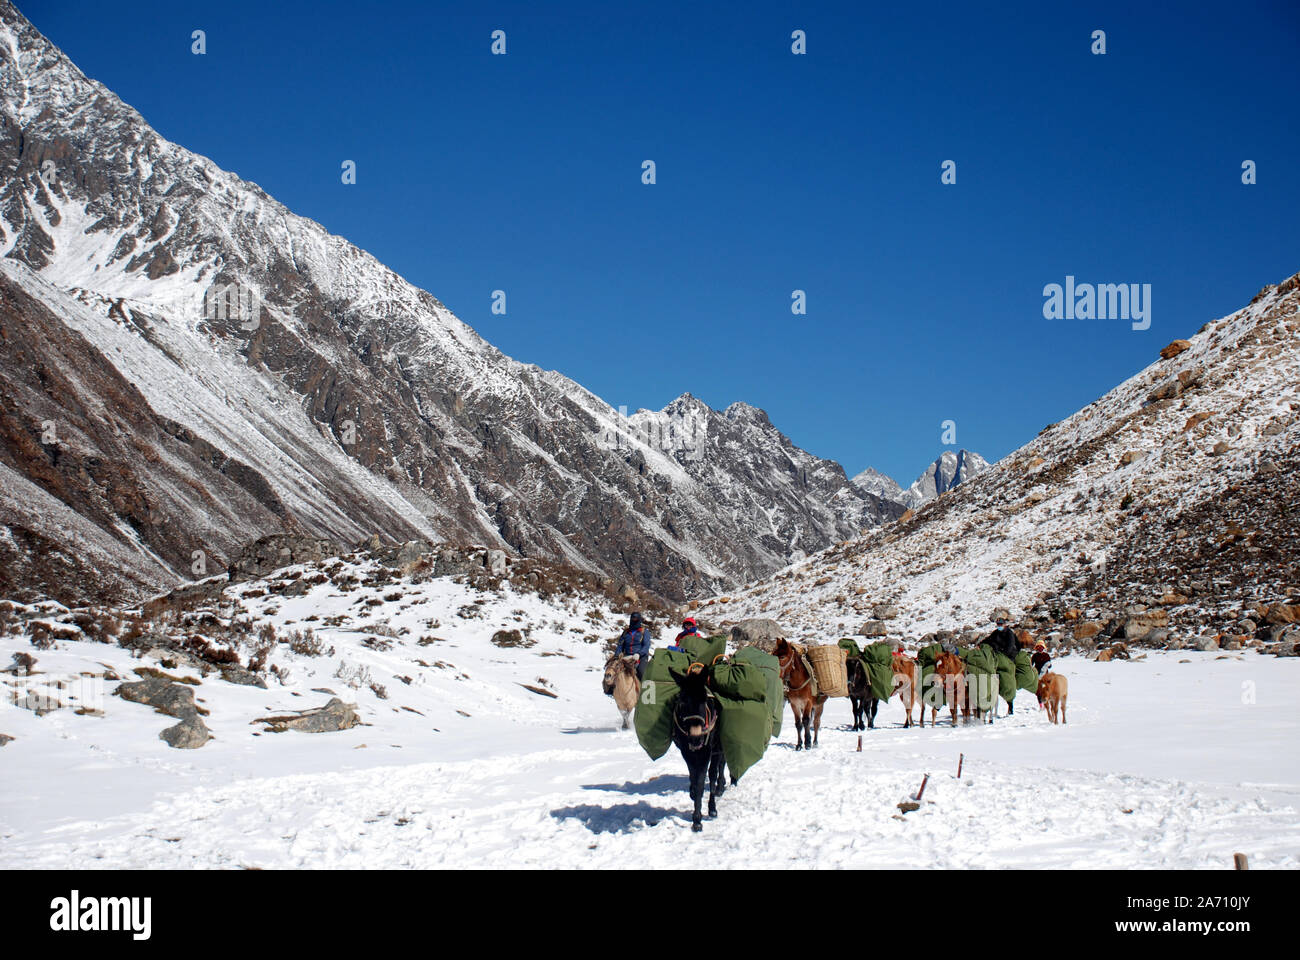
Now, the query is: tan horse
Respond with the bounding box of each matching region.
[1036,671,1068,724]
[602,654,641,729]
[892,652,923,728]
[929,652,968,726]
[774,639,826,750]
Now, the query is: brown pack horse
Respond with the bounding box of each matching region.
[602,654,641,729]
[892,652,923,728]
[928,651,968,726]
[774,639,826,750]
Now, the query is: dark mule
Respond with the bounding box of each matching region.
[774,639,826,750]
[669,666,727,832]
[846,657,879,731]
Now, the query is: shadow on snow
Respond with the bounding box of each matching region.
[581,774,690,796]
[550,800,683,834]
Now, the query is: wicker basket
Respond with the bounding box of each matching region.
[806,644,849,697]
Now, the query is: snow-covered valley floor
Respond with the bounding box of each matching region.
[2,569,1298,869]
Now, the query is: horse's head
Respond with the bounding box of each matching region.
[602,654,627,695]
[669,666,716,747]
[773,639,795,676]
[935,652,964,676]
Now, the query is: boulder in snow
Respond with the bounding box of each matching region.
[729,618,786,652]
[256,698,360,733]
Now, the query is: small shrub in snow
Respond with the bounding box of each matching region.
[182,637,241,666]
[369,682,388,700]
[9,652,36,675]
[28,623,55,650]
[362,636,393,652]
[490,629,535,649]
[287,628,327,657]
[334,660,372,689]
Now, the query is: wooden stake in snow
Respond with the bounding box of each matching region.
[957,753,964,778]
[1234,853,1249,870]
[857,735,862,752]
[915,773,930,801]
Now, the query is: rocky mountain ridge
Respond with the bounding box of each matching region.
[0,0,905,604]
[703,272,1300,655]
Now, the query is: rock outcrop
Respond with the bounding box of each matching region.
[115,676,211,749]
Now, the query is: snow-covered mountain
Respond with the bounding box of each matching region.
[0,1,900,604]
[902,448,990,507]
[705,273,1300,642]
[850,449,990,511]
[848,466,906,504]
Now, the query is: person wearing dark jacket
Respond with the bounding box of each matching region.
[983,618,1020,660]
[982,617,1021,715]
[614,612,652,680]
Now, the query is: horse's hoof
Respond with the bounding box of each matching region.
[692,821,703,833]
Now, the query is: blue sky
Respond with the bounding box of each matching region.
[21,0,1300,484]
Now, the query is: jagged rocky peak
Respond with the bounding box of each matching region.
[907,449,989,505]
[723,401,771,426]
[850,466,905,502]
[849,450,989,510]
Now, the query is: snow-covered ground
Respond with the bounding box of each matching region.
[3,565,1297,869]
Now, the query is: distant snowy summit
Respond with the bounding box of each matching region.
[851,449,990,510]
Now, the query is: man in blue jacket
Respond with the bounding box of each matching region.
[614,612,652,680]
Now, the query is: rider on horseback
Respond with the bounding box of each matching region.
[614,612,652,680]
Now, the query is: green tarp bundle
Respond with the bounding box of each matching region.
[837,638,862,659]
[861,641,895,703]
[634,647,689,761]
[917,642,946,710]
[994,651,1017,704]
[1015,649,1037,694]
[732,645,782,738]
[681,633,727,668]
[633,643,782,782]
[959,644,998,712]
[712,657,767,702]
